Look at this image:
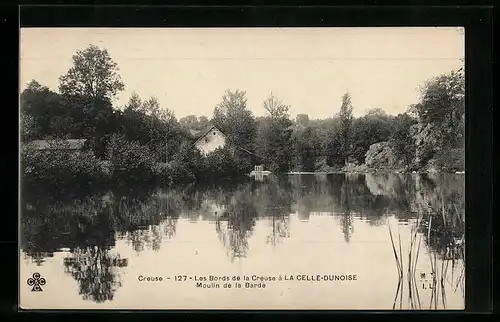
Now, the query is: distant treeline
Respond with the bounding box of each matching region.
[20,45,465,185]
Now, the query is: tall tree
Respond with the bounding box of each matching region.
[324,118,343,168]
[58,45,125,157]
[142,96,161,117]
[20,80,69,139]
[119,93,181,162]
[263,94,289,118]
[349,111,394,164]
[120,93,144,142]
[389,113,418,169]
[124,92,142,113]
[410,68,465,168]
[294,126,322,171]
[411,68,464,147]
[59,45,125,101]
[338,92,354,164]
[212,89,257,150]
[257,93,294,173]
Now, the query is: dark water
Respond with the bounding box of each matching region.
[20,173,465,310]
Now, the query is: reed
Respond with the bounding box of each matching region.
[388,223,403,278]
[389,215,422,309]
[389,203,465,310]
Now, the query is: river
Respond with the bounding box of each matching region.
[19,173,465,310]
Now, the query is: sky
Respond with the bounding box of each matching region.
[20,27,464,119]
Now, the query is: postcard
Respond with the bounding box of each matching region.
[19,27,465,310]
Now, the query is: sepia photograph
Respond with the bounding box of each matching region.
[19,27,465,310]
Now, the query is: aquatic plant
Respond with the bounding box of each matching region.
[388,203,464,310]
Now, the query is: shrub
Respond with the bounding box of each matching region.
[170,160,198,183]
[232,148,256,174]
[105,134,156,182]
[204,147,240,180]
[152,161,196,185]
[434,147,465,172]
[313,157,340,172]
[416,142,436,168]
[21,142,106,186]
[170,142,207,180]
[365,141,401,171]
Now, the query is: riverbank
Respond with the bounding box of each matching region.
[21,140,464,189]
[20,141,252,187]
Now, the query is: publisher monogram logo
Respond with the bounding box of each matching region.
[419,271,436,290]
[27,272,46,292]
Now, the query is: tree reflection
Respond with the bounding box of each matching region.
[63,246,128,303]
[21,173,465,306]
[20,186,131,303]
[215,186,259,261]
[416,174,465,261]
[387,174,417,217]
[21,205,62,266]
[266,214,291,246]
[22,251,54,266]
[125,226,163,253]
[112,187,181,252]
[339,175,354,242]
[255,176,293,246]
[62,207,128,303]
[164,216,178,239]
[387,173,465,309]
[20,188,110,265]
[290,174,330,220]
[344,174,391,226]
[256,175,293,216]
[290,173,391,229]
[364,173,417,223]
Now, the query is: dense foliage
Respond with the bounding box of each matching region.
[21,142,107,187]
[20,45,465,186]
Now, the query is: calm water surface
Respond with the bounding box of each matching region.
[20,173,465,310]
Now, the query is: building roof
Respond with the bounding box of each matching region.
[190,124,265,159]
[29,139,88,151]
[192,125,227,146]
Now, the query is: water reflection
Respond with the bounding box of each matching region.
[215,186,259,261]
[265,214,291,246]
[20,173,465,308]
[63,246,127,303]
[381,173,465,310]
